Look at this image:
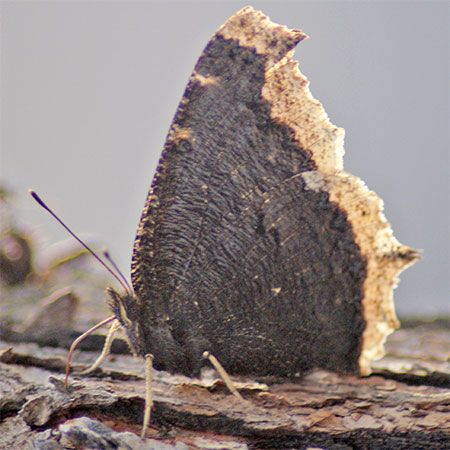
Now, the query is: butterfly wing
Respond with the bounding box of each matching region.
[131,7,418,376]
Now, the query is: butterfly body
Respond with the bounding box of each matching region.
[109,7,417,379]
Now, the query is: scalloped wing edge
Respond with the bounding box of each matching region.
[219,6,419,374]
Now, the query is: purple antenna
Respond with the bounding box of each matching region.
[103,250,132,292]
[29,189,130,293]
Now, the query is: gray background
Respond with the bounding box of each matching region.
[1,1,448,316]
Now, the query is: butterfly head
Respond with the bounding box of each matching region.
[107,287,144,357]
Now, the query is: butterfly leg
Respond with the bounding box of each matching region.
[202,351,244,401]
[141,353,154,439]
[65,315,115,386]
[79,319,121,375]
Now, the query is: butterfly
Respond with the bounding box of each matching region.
[32,6,418,438]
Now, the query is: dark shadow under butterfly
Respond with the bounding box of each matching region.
[32,6,418,437]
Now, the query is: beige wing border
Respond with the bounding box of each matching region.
[219,7,419,374]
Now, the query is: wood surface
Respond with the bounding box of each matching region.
[1,320,448,449]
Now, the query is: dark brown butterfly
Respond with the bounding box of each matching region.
[33,6,418,437]
[109,5,417,379]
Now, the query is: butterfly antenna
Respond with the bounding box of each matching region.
[103,250,132,293]
[29,189,129,293]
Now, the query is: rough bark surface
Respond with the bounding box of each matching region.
[0,322,448,449]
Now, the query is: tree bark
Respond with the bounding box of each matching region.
[0,321,448,449]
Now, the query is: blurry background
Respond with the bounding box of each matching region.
[1,1,448,316]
